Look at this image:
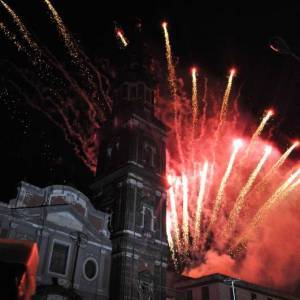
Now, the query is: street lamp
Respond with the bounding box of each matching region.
[269,36,300,63]
[224,278,241,300]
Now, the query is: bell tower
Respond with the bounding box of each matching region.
[91,40,169,299]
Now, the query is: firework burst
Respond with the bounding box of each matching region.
[161,23,300,281]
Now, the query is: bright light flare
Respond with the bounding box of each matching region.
[191,67,198,75]
[230,68,237,76]
[233,138,244,149]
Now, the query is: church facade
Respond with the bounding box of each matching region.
[0,182,111,299]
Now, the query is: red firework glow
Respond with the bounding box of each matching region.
[160,23,300,291]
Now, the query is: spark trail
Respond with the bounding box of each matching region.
[43,0,79,59]
[245,109,273,157]
[249,168,300,230]
[162,21,185,169]
[193,161,209,250]
[0,0,39,51]
[182,174,189,252]
[216,68,236,136]
[234,168,300,250]
[0,21,23,52]
[162,22,177,102]
[191,67,198,123]
[226,145,272,234]
[210,139,243,228]
[199,76,208,140]
[254,141,299,193]
[0,2,112,173]
[166,211,178,267]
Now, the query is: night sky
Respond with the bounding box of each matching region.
[1,0,300,201]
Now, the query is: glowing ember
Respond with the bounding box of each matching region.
[116,30,128,47]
